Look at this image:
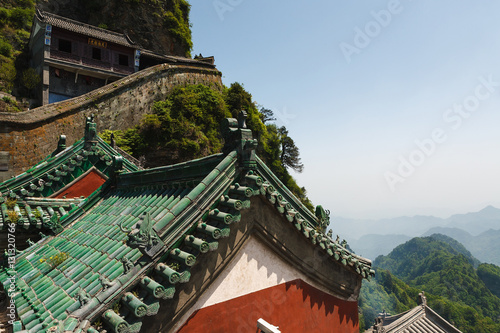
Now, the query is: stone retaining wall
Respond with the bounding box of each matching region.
[0,64,222,181]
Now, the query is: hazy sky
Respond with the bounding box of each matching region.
[190,1,500,219]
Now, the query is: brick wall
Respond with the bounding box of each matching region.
[0,64,222,181]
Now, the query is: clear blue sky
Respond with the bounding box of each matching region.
[190,1,500,219]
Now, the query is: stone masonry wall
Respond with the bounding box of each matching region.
[0,64,222,181]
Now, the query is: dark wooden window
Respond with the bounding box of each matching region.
[58,39,72,53]
[92,47,101,60]
[118,54,128,66]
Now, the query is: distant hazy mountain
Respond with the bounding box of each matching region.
[422,227,472,244]
[423,227,500,266]
[334,206,500,265]
[333,206,500,241]
[332,215,442,241]
[349,234,412,260]
[445,205,500,235]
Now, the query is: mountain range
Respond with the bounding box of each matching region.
[333,205,500,264]
[360,235,500,333]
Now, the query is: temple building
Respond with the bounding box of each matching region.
[0,115,374,332]
[28,9,215,106]
[366,293,463,333]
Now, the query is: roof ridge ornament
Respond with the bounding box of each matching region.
[120,212,164,256]
[121,256,134,273]
[44,213,63,234]
[99,275,115,290]
[84,115,97,149]
[418,291,427,306]
[315,205,330,233]
[75,288,91,306]
[53,135,66,156]
[221,111,258,168]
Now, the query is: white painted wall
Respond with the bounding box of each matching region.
[173,235,339,332]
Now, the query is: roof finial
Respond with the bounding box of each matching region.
[84,115,97,148]
[418,291,427,306]
[238,110,247,128]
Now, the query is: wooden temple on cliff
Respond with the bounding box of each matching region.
[0,115,374,332]
[29,9,215,106]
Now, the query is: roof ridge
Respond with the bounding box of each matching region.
[384,306,424,332]
[36,8,135,41]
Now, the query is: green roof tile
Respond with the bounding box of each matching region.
[1,117,374,332]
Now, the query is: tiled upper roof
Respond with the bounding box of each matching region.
[139,50,216,68]
[35,9,137,48]
[1,114,374,333]
[0,117,138,234]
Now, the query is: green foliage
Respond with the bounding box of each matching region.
[359,269,419,330]
[278,126,303,173]
[100,129,137,155]
[370,237,500,332]
[226,84,312,212]
[112,301,121,314]
[163,0,192,57]
[0,37,12,57]
[103,82,314,211]
[0,0,36,94]
[374,237,468,280]
[0,8,9,27]
[477,263,500,298]
[168,262,180,271]
[0,57,16,92]
[224,82,267,140]
[5,197,16,209]
[224,83,313,210]
[144,84,229,159]
[7,210,19,223]
[9,7,33,30]
[0,90,23,112]
[429,233,480,268]
[39,252,69,268]
[21,67,40,90]
[92,319,103,330]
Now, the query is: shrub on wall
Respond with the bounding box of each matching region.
[0,0,35,95]
[102,83,314,211]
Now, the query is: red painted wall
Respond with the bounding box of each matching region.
[177,279,359,333]
[52,169,106,199]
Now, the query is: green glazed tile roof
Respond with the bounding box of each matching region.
[1,113,374,333]
[0,137,137,200]
[0,117,138,234]
[1,151,235,332]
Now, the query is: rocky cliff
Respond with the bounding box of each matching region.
[36,0,192,57]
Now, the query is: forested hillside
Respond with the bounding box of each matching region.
[101,83,313,211]
[0,0,35,107]
[360,236,500,332]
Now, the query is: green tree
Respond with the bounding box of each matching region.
[21,68,40,96]
[278,126,303,173]
[0,0,36,95]
[0,58,16,92]
[259,107,276,124]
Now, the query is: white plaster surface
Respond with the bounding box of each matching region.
[199,236,308,307]
[173,235,337,332]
